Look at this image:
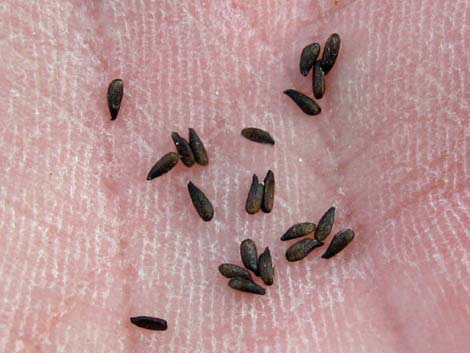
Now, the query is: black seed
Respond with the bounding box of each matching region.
[107,79,123,120]
[320,33,341,75]
[258,247,274,286]
[188,128,209,166]
[187,181,214,222]
[281,222,316,241]
[313,61,325,99]
[240,239,259,275]
[147,152,179,180]
[171,132,195,167]
[314,207,335,241]
[300,42,320,76]
[130,316,167,331]
[286,238,323,262]
[283,89,321,116]
[241,128,275,145]
[261,170,275,213]
[218,263,253,281]
[322,229,354,259]
[245,174,264,215]
[228,277,265,295]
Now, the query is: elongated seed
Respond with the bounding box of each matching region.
[171,132,195,167]
[313,61,325,99]
[322,229,354,259]
[188,128,209,166]
[147,152,179,180]
[314,207,335,241]
[245,174,264,215]
[241,128,275,145]
[130,316,167,331]
[262,170,275,213]
[258,247,274,286]
[300,42,320,76]
[228,277,265,295]
[284,89,321,116]
[188,181,214,221]
[286,238,323,262]
[107,79,123,120]
[281,222,316,241]
[320,33,341,75]
[240,239,258,275]
[218,263,253,281]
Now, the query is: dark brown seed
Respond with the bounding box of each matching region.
[218,263,253,281]
[241,128,275,145]
[283,89,321,116]
[188,128,209,166]
[299,42,320,76]
[171,132,195,167]
[313,61,325,99]
[228,277,265,295]
[281,222,316,241]
[314,207,335,241]
[187,181,214,221]
[147,152,179,180]
[258,247,274,286]
[130,316,167,331]
[245,174,264,215]
[322,229,354,259]
[261,170,275,213]
[107,79,123,120]
[240,239,259,275]
[320,33,341,75]
[286,238,323,262]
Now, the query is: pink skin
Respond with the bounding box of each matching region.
[1,1,469,352]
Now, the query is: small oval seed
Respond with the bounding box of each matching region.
[258,247,274,286]
[281,222,316,241]
[245,174,264,215]
[107,79,123,120]
[284,89,321,116]
[130,316,167,331]
[147,152,179,180]
[218,264,253,281]
[262,170,275,213]
[188,128,209,166]
[320,33,341,75]
[241,128,275,145]
[300,42,320,76]
[313,61,325,99]
[286,238,323,262]
[228,277,265,295]
[171,132,195,167]
[188,181,214,221]
[240,239,259,275]
[314,207,335,241]
[322,229,355,259]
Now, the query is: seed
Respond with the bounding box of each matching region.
[313,61,325,99]
[130,316,167,331]
[261,170,275,213]
[281,222,316,241]
[285,238,323,262]
[241,128,275,145]
[314,207,335,241]
[321,229,354,259]
[147,152,179,180]
[188,128,209,166]
[240,239,259,275]
[283,89,321,116]
[228,277,265,295]
[258,247,274,286]
[299,42,320,76]
[218,263,253,281]
[107,79,123,120]
[171,132,195,167]
[187,181,214,221]
[245,174,264,215]
[320,33,341,75]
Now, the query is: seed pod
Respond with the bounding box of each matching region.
[313,61,325,99]
[171,132,195,167]
[281,222,316,241]
[245,174,264,215]
[187,181,214,222]
[147,152,179,180]
[320,33,341,75]
[285,238,323,262]
[322,229,354,259]
[258,247,274,286]
[262,170,275,213]
[218,263,253,281]
[188,128,209,166]
[228,277,265,295]
[240,239,259,275]
[130,316,167,331]
[284,89,321,116]
[314,207,335,241]
[107,79,123,120]
[241,128,275,145]
[299,42,320,76]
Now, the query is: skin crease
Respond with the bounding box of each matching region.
[1,1,469,353]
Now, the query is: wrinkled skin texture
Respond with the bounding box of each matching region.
[1,1,469,353]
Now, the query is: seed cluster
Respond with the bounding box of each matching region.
[245,170,275,215]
